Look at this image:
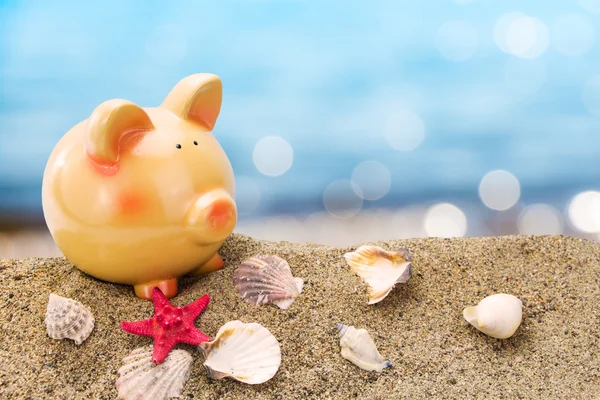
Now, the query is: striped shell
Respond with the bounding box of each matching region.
[116,346,193,400]
[337,324,392,372]
[343,245,412,304]
[45,293,94,345]
[198,320,281,384]
[233,255,304,309]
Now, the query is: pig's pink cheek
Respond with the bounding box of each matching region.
[118,191,146,215]
[208,201,234,229]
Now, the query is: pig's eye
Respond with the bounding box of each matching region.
[193,141,198,145]
[176,144,182,149]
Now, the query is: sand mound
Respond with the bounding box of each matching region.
[1,234,599,399]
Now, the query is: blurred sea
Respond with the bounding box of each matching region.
[2,0,600,254]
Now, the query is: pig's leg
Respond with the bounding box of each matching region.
[187,253,224,277]
[134,278,178,300]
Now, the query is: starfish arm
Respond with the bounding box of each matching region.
[120,291,213,364]
[185,294,210,320]
[152,287,174,314]
[120,319,155,337]
[152,337,177,364]
[179,327,211,346]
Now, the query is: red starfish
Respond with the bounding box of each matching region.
[120,287,211,364]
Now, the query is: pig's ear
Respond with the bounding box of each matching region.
[85,99,154,164]
[161,73,222,130]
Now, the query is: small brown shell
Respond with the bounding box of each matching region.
[233,255,304,309]
[343,246,412,304]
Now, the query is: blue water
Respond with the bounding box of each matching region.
[1,0,600,222]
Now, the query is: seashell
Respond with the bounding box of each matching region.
[343,245,411,304]
[45,293,94,345]
[463,293,523,339]
[198,320,281,384]
[116,345,193,400]
[336,324,391,372]
[233,255,304,309]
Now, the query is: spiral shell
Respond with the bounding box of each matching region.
[198,320,281,384]
[336,324,391,372]
[116,346,193,400]
[463,293,523,339]
[343,245,412,304]
[233,255,304,309]
[45,293,94,345]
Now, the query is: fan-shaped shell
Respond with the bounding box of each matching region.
[463,293,523,339]
[45,293,94,345]
[198,320,281,384]
[343,246,412,304]
[233,255,304,309]
[336,324,391,372]
[116,346,193,400]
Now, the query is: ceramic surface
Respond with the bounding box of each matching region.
[42,73,237,300]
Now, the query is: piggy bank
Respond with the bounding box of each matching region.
[42,73,237,300]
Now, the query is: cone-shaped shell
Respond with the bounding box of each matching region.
[343,246,411,304]
[116,346,193,400]
[336,324,391,372]
[233,255,304,309]
[45,293,94,345]
[198,320,281,384]
[463,293,523,339]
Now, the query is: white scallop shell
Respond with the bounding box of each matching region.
[45,293,94,345]
[343,245,412,304]
[233,255,304,309]
[198,320,281,384]
[463,293,523,339]
[116,346,193,400]
[336,324,391,372]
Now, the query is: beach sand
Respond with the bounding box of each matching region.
[0,234,599,399]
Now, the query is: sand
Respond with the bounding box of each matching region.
[0,233,599,399]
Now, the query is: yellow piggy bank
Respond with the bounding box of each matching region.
[42,73,237,300]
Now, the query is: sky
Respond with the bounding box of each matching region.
[1,0,600,224]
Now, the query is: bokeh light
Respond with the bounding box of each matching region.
[350,161,391,201]
[494,12,522,53]
[517,204,563,235]
[503,58,546,94]
[424,203,467,238]
[253,136,294,177]
[323,179,363,219]
[494,13,548,59]
[479,170,521,211]
[146,24,187,66]
[567,191,600,233]
[435,20,478,62]
[552,13,595,56]
[384,110,425,151]
[579,0,600,14]
[234,176,261,216]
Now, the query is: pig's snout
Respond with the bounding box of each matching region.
[186,189,237,243]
